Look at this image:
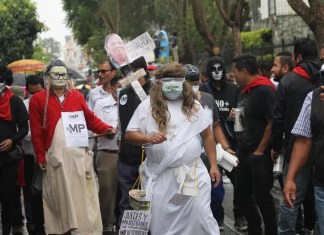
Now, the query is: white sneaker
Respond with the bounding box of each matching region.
[222,175,231,184]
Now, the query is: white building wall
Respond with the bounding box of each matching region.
[259,0,309,19]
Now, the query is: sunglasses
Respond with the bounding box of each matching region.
[48,72,72,80]
[96,69,113,74]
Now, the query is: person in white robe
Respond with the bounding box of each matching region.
[125,62,221,235]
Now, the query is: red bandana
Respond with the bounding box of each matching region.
[241,76,276,93]
[0,88,14,121]
[292,66,311,81]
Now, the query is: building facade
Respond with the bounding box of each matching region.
[250,0,313,53]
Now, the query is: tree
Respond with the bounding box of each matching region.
[62,0,156,65]
[32,38,61,64]
[215,0,250,55]
[38,38,61,59]
[287,0,324,49]
[62,0,226,65]
[191,0,229,55]
[32,43,51,64]
[0,0,45,64]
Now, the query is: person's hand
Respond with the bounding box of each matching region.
[105,128,116,140]
[39,162,47,171]
[210,165,221,188]
[0,139,13,153]
[147,132,167,144]
[225,147,236,155]
[320,85,324,102]
[271,149,284,162]
[229,108,235,118]
[253,149,264,156]
[283,179,296,208]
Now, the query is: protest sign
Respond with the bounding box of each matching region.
[125,32,155,63]
[119,210,151,235]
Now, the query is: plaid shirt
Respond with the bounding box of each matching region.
[291,91,313,138]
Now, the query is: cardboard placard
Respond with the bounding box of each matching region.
[119,210,151,235]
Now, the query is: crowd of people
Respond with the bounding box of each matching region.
[0,36,323,235]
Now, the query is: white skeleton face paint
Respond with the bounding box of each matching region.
[211,63,223,81]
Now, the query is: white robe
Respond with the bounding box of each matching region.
[127,98,219,235]
[43,119,102,234]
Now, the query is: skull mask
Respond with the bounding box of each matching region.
[211,63,223,81]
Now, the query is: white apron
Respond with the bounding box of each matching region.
[43,119,102,234]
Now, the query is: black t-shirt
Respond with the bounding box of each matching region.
[236,85,276,157]
[200,91,219,122]
[118,81,151,165]
[200,81,239,149]
[200,81,239,126]
[0,94,29,163]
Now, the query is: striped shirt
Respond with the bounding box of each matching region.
[291,91,313,138]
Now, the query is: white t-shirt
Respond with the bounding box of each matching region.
[93,95,119,150]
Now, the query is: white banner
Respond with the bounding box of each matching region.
[61,111,89,147]
[125,32,156,63]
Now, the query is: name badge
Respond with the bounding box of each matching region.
[61,111,89,147]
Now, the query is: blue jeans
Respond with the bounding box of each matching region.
[278,159,314,235]
[314,186,324,235]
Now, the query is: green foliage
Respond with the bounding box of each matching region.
[32,43,51,64]
[0,0,45,64]
[62,0,228,65]
[241,28,272,48]
[38,38,61,58]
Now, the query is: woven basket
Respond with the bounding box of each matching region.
[129,189,151,211]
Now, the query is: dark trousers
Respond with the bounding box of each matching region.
[117,160,140,227]
[200,153,225,223]
[302,177,316,231]
[13,154,35,227]
[0,161,19,235]
[223,168,245,219]
[236,153,277,235]
[31,191,45,235]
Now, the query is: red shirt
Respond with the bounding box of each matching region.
[30,89,112,163]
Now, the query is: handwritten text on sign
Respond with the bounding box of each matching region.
[119,210,151,235]
[125,32,155,63]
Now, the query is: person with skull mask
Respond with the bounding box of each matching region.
[0,64,29,235]
[199,56,247,231]
[29,59,116,235]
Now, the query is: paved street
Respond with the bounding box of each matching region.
[0,177,319,234]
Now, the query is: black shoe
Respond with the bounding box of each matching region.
[234,216,248,231]
[27,224,35,235]
[12,226,24,235]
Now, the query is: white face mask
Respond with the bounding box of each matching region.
[192,85,199,93]
[161,80,184,101]
[48,66,69,88]
[0,82,6,95]
[211,63,223,81]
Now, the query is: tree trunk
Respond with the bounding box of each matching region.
[191,0,217,55]
[179,0,193,64]
[287,0,324,50]
[215,0,246,55]
[233,26,242,56]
